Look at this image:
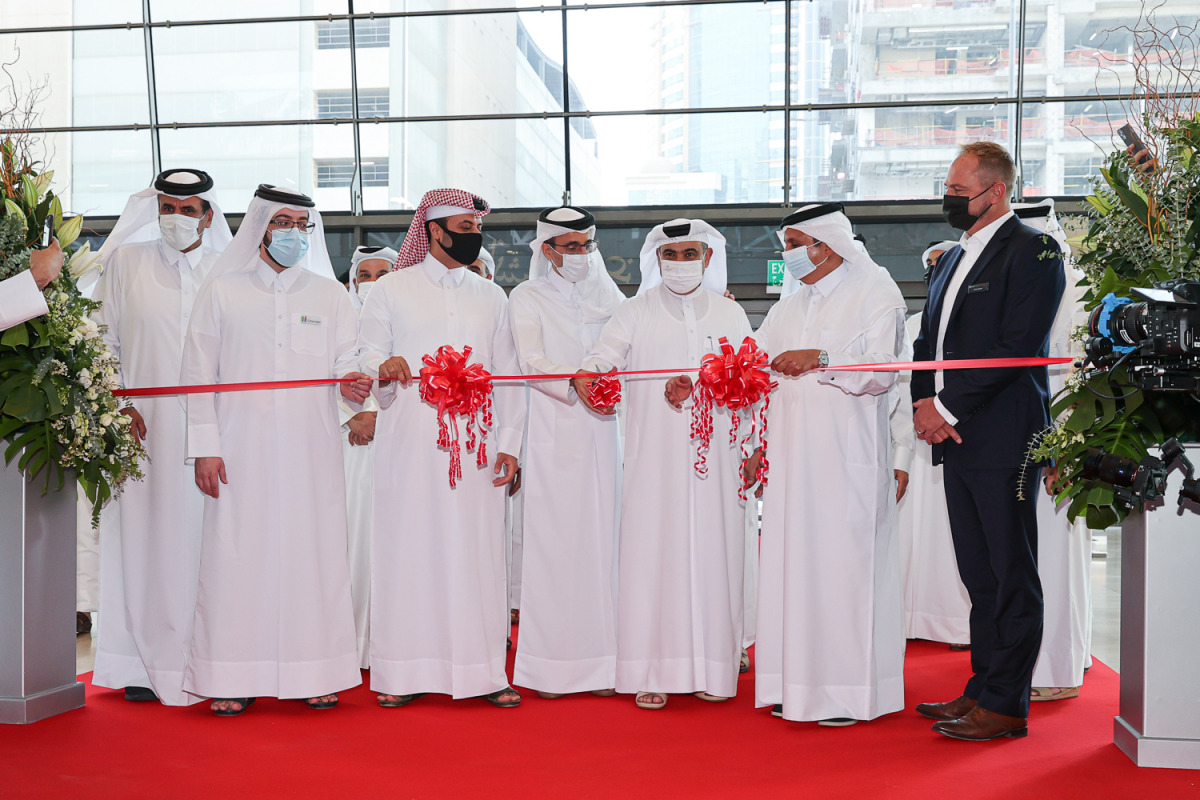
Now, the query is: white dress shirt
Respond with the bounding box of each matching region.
[933,210,1014,424]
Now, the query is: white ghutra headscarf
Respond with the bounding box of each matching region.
[635,218,728,296]
[528,205,624,322]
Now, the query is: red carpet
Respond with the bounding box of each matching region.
[3,638,1198,799]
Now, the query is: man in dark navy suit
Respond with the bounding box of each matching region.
[910,142,1065,741]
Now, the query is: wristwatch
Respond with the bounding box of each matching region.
[817,350,829,368]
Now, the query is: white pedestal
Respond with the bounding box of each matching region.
[1114,444,1200,769]
[0,460,85,724]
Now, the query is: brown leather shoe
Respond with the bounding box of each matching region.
[914,694,977,721]
[932,706,1028,741]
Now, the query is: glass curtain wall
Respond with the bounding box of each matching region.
[1,0,1196,284]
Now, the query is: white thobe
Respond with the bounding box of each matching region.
[508,271,622,694]
[358,255,525,699]
[0,270,48,330]
[753,263,907,722]
[583,285,751,698]
[340,360,380,670]
[1032,262,1092,688]
[91,241,217,705]
[182,260,361,700]
[895,312,972,644]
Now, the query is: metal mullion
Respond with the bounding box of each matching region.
[141,0,162,174]
[783,0,792,206]
[1013,0,1028,198]
[560,0,571,205]
[8,92,1200,136]
[0,0,783,35]
[347,0,364,216]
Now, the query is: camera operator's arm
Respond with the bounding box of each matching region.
[935,237,1065,426]
[0,239,63,331]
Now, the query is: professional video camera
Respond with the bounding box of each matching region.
[1081,437,1200,512]
[1084,278,1200,391]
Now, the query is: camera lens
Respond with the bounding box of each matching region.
[1110,302,1148,346]
[1087,305,1107,338]
[1081,451,1140,487]
[1084,336,1113,365]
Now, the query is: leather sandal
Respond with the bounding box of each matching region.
[305,695,339,710]
[693,691,730,703]
[484,687,522,708]
[211,697,255,716]
[378,692,425,708]
[1030,686,1080,702]
[635,691,667,710]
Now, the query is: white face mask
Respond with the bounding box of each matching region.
[554,253,591,283]
[782,243,829,281]
[159,213,201,252]
[356,280,376,303]
[660,258,705,295]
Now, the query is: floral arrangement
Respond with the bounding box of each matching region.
[1030,115,1200,528]
[0,137,145,525]
[1027,7,1200,528]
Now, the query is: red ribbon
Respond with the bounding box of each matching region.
[418,345,494,488]
[112,357,1072,398]
[587,374,621,411]
[690,337,777,497]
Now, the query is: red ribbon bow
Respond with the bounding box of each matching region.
[691,336,777,499]
[587,374,621,411]
[419,345,494,487]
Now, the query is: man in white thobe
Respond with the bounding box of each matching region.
[509,205,625,698]
[182,185,368,715]
[896,241,973,648]
[749,203,907,726]
[573,218,751,711]
[358,188,524,709]
[1015,200,1093,702]
[91,168,233,705]
[341,245,396,668]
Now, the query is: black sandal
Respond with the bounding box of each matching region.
[212,697,255,716]
[305,695,339,710]
[483,687,522,708]
[378,692,425,708]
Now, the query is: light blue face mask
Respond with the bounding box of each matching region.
[782,243,827,280]
[267,228,310,268]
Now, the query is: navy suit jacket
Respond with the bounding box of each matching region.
[912,216,1065,468]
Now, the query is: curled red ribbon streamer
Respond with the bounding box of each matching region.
[418,345,494,488]
[690,336,777,498]
[587,374,621,411]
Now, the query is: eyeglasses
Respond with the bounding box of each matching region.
[268,218,316,233]
[549,239,598,255]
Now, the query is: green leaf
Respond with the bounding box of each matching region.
[48,195,63,225]
[2,382,48,421]
[0,324,29,347]
[20,174,38,212]
[3,198,26,226]
[40,382,63,416]
[1063,392,1097,433]
[32,171,54,196]
[1067,487,1091,522]
[1085,504,1121,530]
[56,214,83,249]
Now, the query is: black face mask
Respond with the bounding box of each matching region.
[941,183,996,231]
[432,222,483,266]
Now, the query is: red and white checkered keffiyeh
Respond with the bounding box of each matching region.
[394,188,491,269]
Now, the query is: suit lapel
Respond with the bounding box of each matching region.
[926,246,963,344]
[946,216,1020,330]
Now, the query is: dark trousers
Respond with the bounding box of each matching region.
[942,456,1044,719]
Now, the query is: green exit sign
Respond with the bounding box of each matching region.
[767,259,784,287]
